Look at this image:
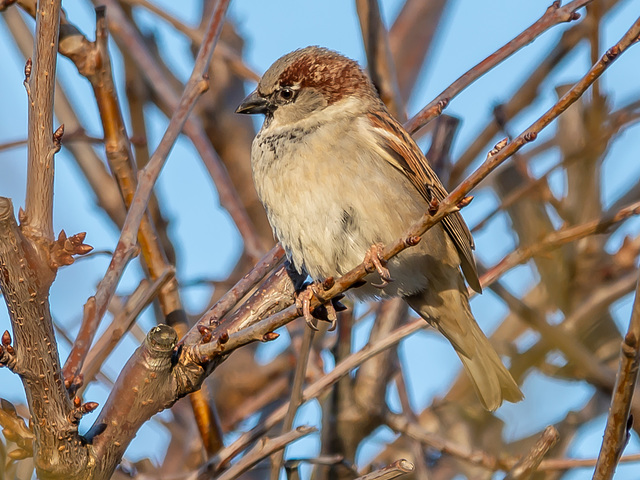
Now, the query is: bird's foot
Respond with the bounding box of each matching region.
[296,281,338,331]
[364,243,393,288]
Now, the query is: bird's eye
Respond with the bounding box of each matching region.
[278,87,295,102]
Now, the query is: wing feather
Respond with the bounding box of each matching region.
[366,110,482,293]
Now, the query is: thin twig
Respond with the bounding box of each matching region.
[79,0,230,379]
[211,320,426,471]
[404,0,591,135]
[593,270,640,480]
[538,453,640,470]
[201,426,316,480]
[197,18,640,361]
[385,411,507,471]
[479,201,640,290]
[504,426,559,480]
[270,326,315,480]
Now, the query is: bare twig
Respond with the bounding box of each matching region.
[356,0,404,120]
[80,0,230,380]
[385,411,506,471]
[270,326,315,480]
[404,0,591,134]
[22,0,62,241]
[504,426,559,480]
[479,201,640,290]
[202,426,316,480]
[355,459,415,480]
[539,453,640,470]
[593,270,640,480]
[211,320,426,470]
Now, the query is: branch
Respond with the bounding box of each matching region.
[197,17,640,362]
[355,459,415,480]
[0,199,91,479]
[58,7,190,403]
[593,270,640,480]
[404,0,591,134]
[539,453,640,471]
[270,326,315,480]
[479,201,640,289]
[85,324,178,479]
[356,0,404,120]
[449,15,590,184]
[181,243,285,347]
[504,426,559,480]
[210,320,425,473]
[22,0,62,241]
[385,411,506,472]
[1,6,127,228]
[80,0,230,385]
[201,426,316,480]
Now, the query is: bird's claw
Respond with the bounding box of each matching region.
[364,243,393,288]
[295,282,338,330]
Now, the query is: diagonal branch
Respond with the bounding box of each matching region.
[196,16,640,361]
[355,459,415,480]
[80,0,230,385]
[404,0,591,135]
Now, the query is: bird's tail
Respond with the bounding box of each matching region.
[406,288,523,411]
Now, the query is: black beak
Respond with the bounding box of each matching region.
[236,90,270,115]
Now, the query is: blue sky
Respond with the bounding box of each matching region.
[1,0,640,477]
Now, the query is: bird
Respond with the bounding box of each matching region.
[236,46,523,411]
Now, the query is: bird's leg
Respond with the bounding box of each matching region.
[364,243,393,288]
[295,281,338,330]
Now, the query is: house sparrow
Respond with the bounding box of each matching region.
[236,46,522,411]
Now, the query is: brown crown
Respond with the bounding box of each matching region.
[277,47,372,104]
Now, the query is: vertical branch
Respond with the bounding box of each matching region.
[22,0,62,241]
[270,326,315,480]
[356,0,404,120]
[0,199,91,479]
[593,272,640,480]
[389,0,449,102]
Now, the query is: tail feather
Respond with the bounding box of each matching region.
[454,321,523,410]
[406,289,523,411]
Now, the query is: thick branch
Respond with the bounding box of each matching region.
[86,325,178,479]
[0,198,90,479]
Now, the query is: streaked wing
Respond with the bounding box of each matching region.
[366,110,482,293]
